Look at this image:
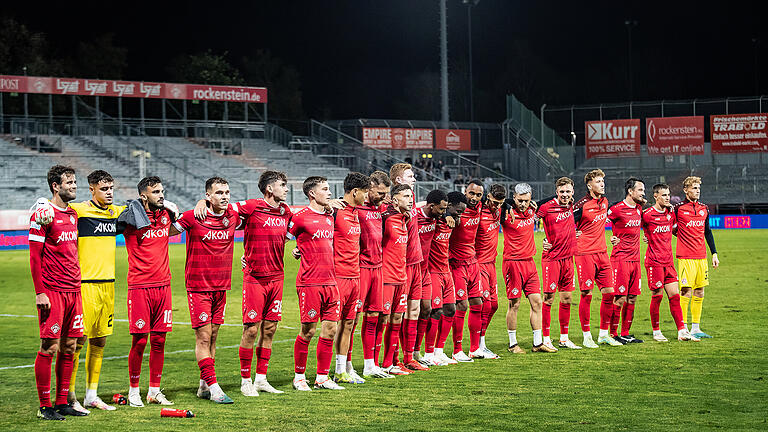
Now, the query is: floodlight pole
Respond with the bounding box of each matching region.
[440,0,449,128]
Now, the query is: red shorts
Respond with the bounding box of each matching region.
[297,284,340,323]
[503,259,541,299]
[450,261,481,301]
[382,283,407,315]
[337,278,361,321]
[243,274,284,323]
[421,265,433,301]
[359,267,383,312]
[406,264,423,301]
[478,262,499,302]
[576,252,613,291]
[646,264,678,291]
[612,260,642,296]
[38,289,84,339]
[128,286,173,334]
[430,272,455,308]
[541,257,575,293]
[187,290,227,328]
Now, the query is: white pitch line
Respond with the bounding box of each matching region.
[0,313,296,330]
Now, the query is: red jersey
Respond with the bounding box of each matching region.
[176,208,239,291]
[406,207,424,265]
[28,205,81,292]
[536,197,576,261]
[123,208,172,289]
[607,200,642,261]
[574,195,609,255]
[381,207,408,284]
[475,204,501,264]
[642,206,675,266]
[358,202,384,268]
[288,207,335,286]
[449,202,481,264]
[416,208,437,272]
[501,205,536,260]
[233,199,292,280]
[333,204,361,279]
[674,200,715,259]
[429,219,452,274]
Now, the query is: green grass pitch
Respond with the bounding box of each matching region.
[0,230,766,431]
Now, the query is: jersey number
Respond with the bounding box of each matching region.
[399,294,408,306]
[107,314,113,328]
[271,300,283,313]
[163,310,173,324]
[72,314,84,329]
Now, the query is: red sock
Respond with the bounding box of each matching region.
[403,318,418,362]
[579,294,592,332]
[128,334,147,387]
[362,315,378,361]
[382,322,401,368]
[198,357,217,385]
[414,317,429,353]
[482,298,499,336]
[374,321,386,366]
[610,304,621,337]
[392,332,401,366]
[559,302,571,336]
[542,303,551,337]
[426,317,439,353]
[256,347,271,375]
[621,303,635,336]
[436,314,453,349]
[293,335,310,374]
[669,294,685,330]
[239,346,253,378]
[54,352,74,405]
[148,333,166,388]
[452,310,466,354]
[650,295,663,331]
[468,304,483,352]
[347,321,357,362]
[599,294,613,331]
[316,337,334,376]
[35,351,53,407]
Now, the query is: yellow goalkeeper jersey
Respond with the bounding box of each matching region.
[69,201,126,282]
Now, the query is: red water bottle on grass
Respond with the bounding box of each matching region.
[160,408,195,418]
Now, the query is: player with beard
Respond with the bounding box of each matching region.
[448,180,485,362]
[502,183,550,353]
[29,165,85,420]
[642,184,699,342]
[331,173,370,384]
[573,169,622,347]
[413,190,449,365]
[607,178,647,344]
[359,171,393,379]
[124,176,182,407]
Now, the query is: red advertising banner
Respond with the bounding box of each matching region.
[711,113,768,153]
[645,116,705,155]
[362,127,433,149]
[585,119,641,158]
[0,74,267,103]
[436,129,471,150]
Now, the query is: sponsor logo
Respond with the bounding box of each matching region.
[395,235,408,244]
[84,80,108,95]
[56,79,80,94]
[56,230,78,243]
[141,228,169,239]
[347,226,361,235]
[247,309,257,319]
[365,211,381,220]
[94,222,116,233]
[0,77,21,91]
[588,122,639,141]
[50,323,60,334]
[112,82,135,96]
[263,217,287,228]
[593,213,608,224]
[652,225,671,234]
[463,217,480,227]
[486,222,500,232]
[436,232,451,240]
[516,217,535,229]
[419,224,436,234]
[135,319,146,329]
[686,220,705,228]
[625,219,641,227]
[140,83,162,97]
[311,229,333,240]
[555,210,573,222]
[203,230,230,241]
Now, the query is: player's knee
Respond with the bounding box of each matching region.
[430,308,442,320]
[132,334,148,351]
[509,300,521,311]
[490,300,499,312]
[457,301,468,311]
[89,336,106,348]
[300,325,317,340]
[262,321,278,338]
[40,340,59,356]
[627,295,637,304]
[150,333,166,350]
[243,324,260,341]
[443,304,456,317]
[420,305,432,318]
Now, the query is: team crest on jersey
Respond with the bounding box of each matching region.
[549,283,556,291]
[666,214,671,220]
[637,208,641,215]
[308,309,318,319]
[618,285,626,293]
[681,278,688,284]
[434,297,441,305]
[356,299,363,311]
[586,279,593,287]
[699,209,705,216]
[513,288,520,296]
[222,217,229,227]
[247,309,257,319]
[69,215,75,225]
[483,290,490,298]
[108,208,114,216]
[161,216,168,225]
[655,281,663,288]
[457,289,466,297]
[279,206,285,215]
[326,218,332,226]
[135,319,146,329]
[384,301,392,311]
[50,323,61,335]
[601,203,606,209]
[199,312,209,322]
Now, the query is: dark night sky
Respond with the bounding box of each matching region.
[4,1,767,122]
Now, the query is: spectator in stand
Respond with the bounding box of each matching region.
[453,174,464,186]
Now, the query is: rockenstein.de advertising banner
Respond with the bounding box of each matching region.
[646,116,705,155]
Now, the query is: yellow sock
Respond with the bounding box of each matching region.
[679,295,691,325]
[70,344,83,393]
[691,296,704,325]
[85,344,105,391]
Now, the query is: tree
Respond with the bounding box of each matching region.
[240,50,304,120]
[166,50,244,86]
[72,33,128,79]
[0,17,64,76]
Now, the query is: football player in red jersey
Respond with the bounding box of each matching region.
[448,180,485,362]
[174,177,238,404]
[673,176,719,339]
[358,171,393,379]
[606,178,646,344]
[30,165,86,420]
[124,176,181,407]
[642,184,698,342]
[331,173,369,384]
[473,184,506,359]
[379,184,414,376]
[573,169,622,347]
[289,176,344,391]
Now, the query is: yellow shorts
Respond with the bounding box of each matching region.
[80,282,116,338]
[678,258,709,289]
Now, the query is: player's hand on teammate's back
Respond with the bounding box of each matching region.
[292,248,301,260]
[575,230,582,238]
[164,200,180,219]
[642,236,648,243]
[194,199,208,220]
[712,253,720,269]
[32,198,54,225]
[35,293,51,310]
[542,237,551,251]
[610,235,620,246]
[445,215,456,228]
[241,255,247,270]
[328,199,345,210]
